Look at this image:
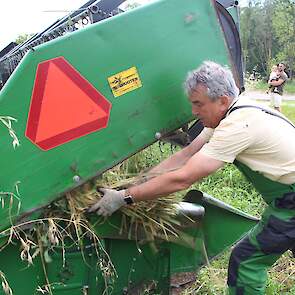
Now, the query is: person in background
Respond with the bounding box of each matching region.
[268,62,288,112]
[89,61,295,295]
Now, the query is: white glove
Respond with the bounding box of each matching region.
[88,188,126,217]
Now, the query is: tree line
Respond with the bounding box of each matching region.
[240,0,294,79]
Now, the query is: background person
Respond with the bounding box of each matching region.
[89,61,295,295]
[268,62,288,112]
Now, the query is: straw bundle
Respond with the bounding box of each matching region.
[66,171,193,244]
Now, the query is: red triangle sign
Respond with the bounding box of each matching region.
[26,57,112,151]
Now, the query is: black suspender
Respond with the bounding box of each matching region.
[227,105,295,129]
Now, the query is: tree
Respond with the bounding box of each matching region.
[240,0,279,77]
[272,0,295,79]
[240,0,295,78]
[15,33,34,45]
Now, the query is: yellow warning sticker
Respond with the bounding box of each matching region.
[108,67,142,97]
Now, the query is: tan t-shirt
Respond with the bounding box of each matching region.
[199,98,295,184]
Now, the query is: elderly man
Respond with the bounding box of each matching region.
[89,61,295,295]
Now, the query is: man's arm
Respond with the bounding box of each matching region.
[88,134,218,216]
[128,151,224,201]
[144,134,208,177]
[269,77,285,86]
[89,151,224,216]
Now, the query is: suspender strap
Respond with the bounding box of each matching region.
[228,105,295,129]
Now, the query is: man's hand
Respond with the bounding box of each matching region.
[88,188,126,217]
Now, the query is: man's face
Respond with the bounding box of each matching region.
[278,63,285,72]
[189,85,230,128]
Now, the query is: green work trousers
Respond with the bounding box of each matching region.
[228,161,295,294]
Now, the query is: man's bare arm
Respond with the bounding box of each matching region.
[145,135,208,178]
[128,151,224,201]
[269,77,285,86]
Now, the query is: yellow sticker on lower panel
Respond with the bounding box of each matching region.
[108,67,142,97]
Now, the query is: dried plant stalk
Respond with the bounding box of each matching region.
[0,116,19,148]
[0,216,116,295]
[0,271,13,295]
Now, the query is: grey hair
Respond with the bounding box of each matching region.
[184,61,239,101]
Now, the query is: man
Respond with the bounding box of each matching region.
[268,62,288,112]
[89,61,295,294]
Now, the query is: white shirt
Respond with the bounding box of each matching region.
[199,97,295,184]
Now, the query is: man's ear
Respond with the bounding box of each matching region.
[219,95,231,110]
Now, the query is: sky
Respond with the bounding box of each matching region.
[0,0,153,50]
[0,0,248,50]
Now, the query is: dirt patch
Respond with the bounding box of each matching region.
[170,272,197,295]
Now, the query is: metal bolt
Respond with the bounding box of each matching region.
[73,175,81,183]
[185,13,197,24]
[155,132,161,140]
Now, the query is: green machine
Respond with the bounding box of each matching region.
[0,0,257,294]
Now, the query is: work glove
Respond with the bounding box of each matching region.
[88,188,126,217]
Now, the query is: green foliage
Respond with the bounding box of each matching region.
[119,142,179,175]
[282,100,295,119]
[194,164,264,217]
[240,0,276,76]
[15,33,34,45]
[272,0,295,76]
[181,252,230,295]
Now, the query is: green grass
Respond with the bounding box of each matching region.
[194,164,263,217]
[247,79,295,94]
[282,101,295,117]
